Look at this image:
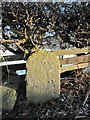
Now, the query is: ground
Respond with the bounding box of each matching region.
[2,70,90,120]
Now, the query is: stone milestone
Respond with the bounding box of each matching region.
[26,50,60,104]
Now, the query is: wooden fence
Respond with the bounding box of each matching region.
[53,47,90,73]
[1,47,90,75]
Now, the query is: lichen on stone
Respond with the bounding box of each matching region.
[0,85,17,111]
[26,50,60,104]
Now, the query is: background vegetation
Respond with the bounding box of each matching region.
[2,2,90,58]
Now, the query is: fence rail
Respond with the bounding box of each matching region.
[60,55,90,65]
[61,62,89,73]
[56,48,90,73]
[1,47,90,74]
[54,47,90,56]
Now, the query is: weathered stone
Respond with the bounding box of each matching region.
[26,50,60,104]
[0,86,17,111]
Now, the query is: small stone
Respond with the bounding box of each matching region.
[26,50,60,104]
[0,85,17,111]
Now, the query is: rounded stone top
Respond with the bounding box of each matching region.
[26,50,60,104]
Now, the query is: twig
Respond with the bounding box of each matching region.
[0,39,18,43]
[15,41,29,54]
[82,89,90,106]
[0,39,26,44]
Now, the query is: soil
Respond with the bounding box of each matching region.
[2,70,90,120]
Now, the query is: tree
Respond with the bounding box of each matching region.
[1,2,90,59]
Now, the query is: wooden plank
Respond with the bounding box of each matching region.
[0,60,26,66]
[60,55,90,65]
[61,62,90,73]
[0,54,24,62]
[53,48,90,56]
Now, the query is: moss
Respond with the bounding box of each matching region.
[0,85,17,111]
